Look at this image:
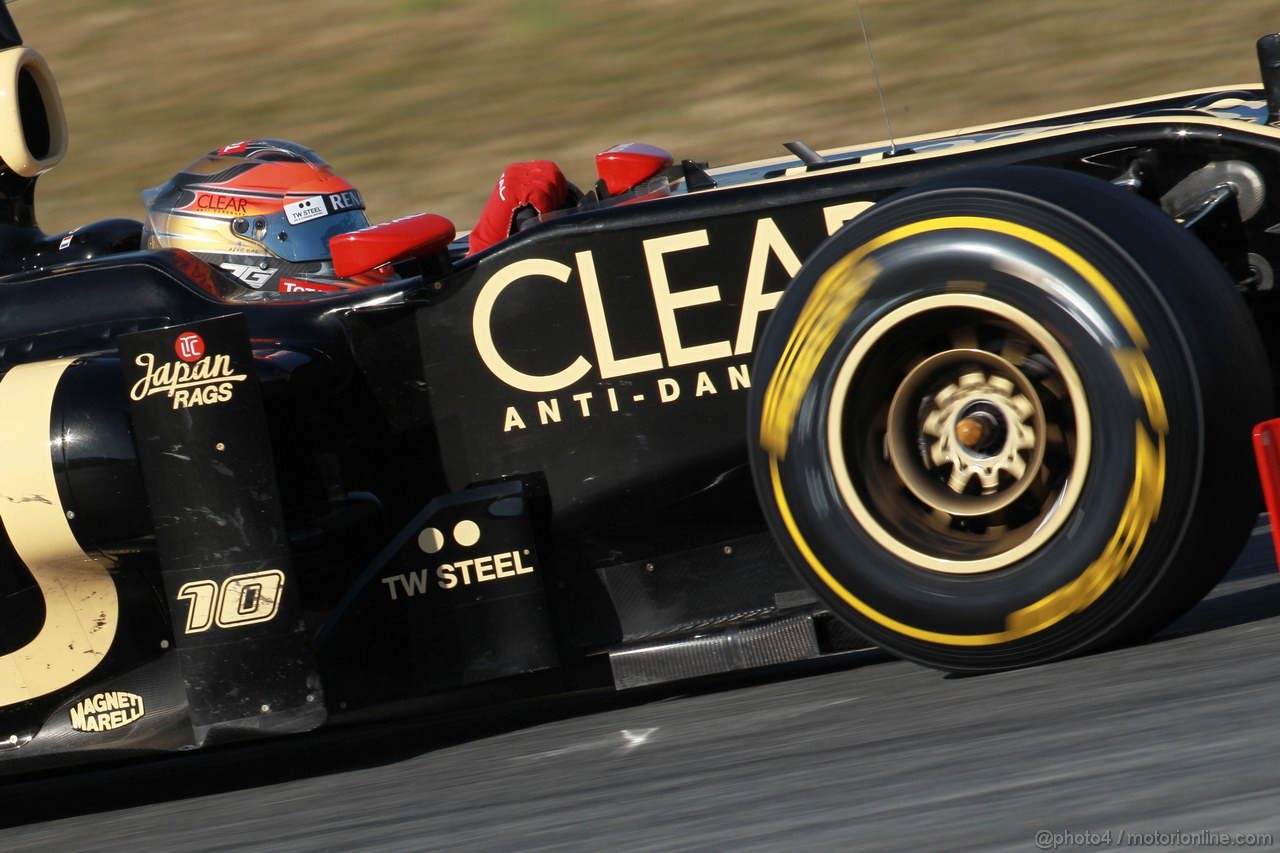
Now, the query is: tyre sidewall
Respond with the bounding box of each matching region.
[751,174,1202,668]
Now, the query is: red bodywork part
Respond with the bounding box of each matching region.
[329,212,456,280]
[595,143,674,197]
[467,161,569,255]
[1251,417,1280,569]
[167,249,225,298]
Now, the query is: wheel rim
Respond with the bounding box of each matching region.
[887,348,1047,517]
[826,293,1091,574]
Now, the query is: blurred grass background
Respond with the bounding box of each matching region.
[14,0,1280,233]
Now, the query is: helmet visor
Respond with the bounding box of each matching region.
[260,207,370,262]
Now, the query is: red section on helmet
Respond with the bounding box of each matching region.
[329,213,456,280]
[198,161,348,196]
[595,143,674,197]
[171,161,363,223]
[467,161,569,255]
[285,174,361,198]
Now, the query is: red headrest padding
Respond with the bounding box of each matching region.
[467,161,568,255]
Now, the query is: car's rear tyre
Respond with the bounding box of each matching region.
[749,166,1271,671]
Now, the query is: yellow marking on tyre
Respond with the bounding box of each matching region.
[766,215,1169,645]
[760,255,878,458]
[0,359,119,707]
[1007,423,1164,632]
[1113,348,1169,432]
[770,454,1019,645]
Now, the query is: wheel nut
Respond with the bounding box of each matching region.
[955,417,985,448]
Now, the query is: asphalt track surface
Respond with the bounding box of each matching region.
[3,523,1280,852]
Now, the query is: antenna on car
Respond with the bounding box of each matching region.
[1259,34,1280,126]
[854,0,896,155]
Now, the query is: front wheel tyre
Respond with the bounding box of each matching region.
[749,166,1271,671]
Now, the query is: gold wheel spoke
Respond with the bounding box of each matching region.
[922,409,949,438]
[1006,454,1027,481]
[929,439,950,468]
[948,465,975,493]
[1001,337,1029,366]
[1010,393,1036,422]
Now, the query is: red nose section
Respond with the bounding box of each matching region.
[1251,417,1280,570]
[596,143,674,197]
[330,213,456,280]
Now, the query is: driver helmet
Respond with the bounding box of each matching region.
[140,139,394,292]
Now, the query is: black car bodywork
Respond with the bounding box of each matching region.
[5,6,1280,771]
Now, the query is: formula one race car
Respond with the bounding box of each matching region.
[5,2,1280,771]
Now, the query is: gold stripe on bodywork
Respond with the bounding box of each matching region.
[0,359,118,707]
[708,85,1264,178]
[725,113,1280,194]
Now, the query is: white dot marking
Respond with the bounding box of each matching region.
[453,519,481,547]
[418,527,445,554]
